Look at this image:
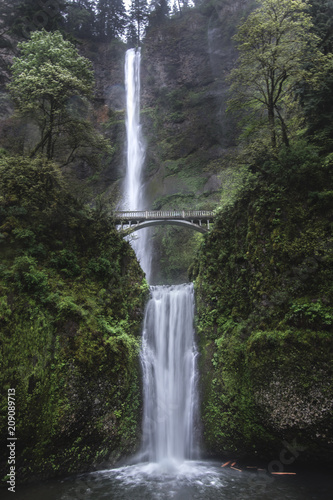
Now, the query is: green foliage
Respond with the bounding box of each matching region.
[128,0,150,45]
[87,257,119,281]
[309,0,333,55]
[0,154,147,483]
[302,54,333,152]
[64,0,97,39]
[95,0,128,42]
[228,0,325,147]
[50,250,81,277]
[193,138,333,459]
[9,30,94,112]
[8,30,109,165]
[286,299,333,330]
[153,226,203,284]
[9,0,67,38]
[10,255,49,294]
[0,155,64,209]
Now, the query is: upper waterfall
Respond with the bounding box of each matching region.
[123,48,151,281]
[124,48,144,211]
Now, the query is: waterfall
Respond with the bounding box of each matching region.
[123,49,199,470]
[140,283,199,468]
[123,48,151,281]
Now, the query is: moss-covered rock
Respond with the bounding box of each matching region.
[0,156,148,484]
[192,145,333,463]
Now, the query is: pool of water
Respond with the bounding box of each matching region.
[4,460,333,499]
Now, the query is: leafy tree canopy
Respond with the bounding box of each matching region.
[228,0,325,149]
[9,30,94,109]
[7,30,108,164]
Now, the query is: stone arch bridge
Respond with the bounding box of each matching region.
[113,210,215,234]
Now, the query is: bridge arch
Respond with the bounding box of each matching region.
[120,219,208,235]
[114,210,214,236]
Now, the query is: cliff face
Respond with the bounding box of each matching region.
[191,152,333,463]
[0,156,148,484]
[0,4,251,282]
[137,4,254,282]
[79,6,244,283]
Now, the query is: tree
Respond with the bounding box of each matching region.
[64,0,97,39]
[0,1,18,85]
[8,30,102,163]
[300,0,333,151]
[148,0,170,27]
[309,0,333,55]
[10,0,67,38]
[228,0,323,148]
[96,0,128,41]
[129,0,149,45]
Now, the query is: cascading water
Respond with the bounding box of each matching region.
[123,49,199,470]
[140,284,199,468]
[16,45,333,500]
[123,48,151,281]
[124,48,143,211]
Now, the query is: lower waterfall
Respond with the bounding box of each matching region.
[140,283,199,467]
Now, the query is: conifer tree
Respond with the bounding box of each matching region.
[96,0,128,41]
[0,1,21,85]
[64,0,96,39]
[10,0,67,38]
[301,0,333,150]
[129,0,149,45]
[309,0,333,55]
[149,0,170,26]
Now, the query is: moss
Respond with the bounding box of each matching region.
[0,156,148,484]
[193,146,333,462]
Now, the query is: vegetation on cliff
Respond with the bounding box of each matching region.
[0,24,148,485]
[0,0,332,483]
[8,30,110,166]
[0,154,148,483]
[191,0,333,463]
[191,142,333,460]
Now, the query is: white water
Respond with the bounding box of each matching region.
[140,284,199,469]
[123,48,151,280]
[123,49,199,471]
[9,43,333,500]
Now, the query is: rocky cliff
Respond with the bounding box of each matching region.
[191,145,333,463]
[138,3,254,282]
[0,156,148,484]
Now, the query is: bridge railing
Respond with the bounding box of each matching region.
[113,210,215,220]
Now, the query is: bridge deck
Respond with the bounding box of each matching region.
[113,210,215,223]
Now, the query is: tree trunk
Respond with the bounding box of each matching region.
[47,99,55,160]
[268,105,276,149]
[275,107,290,148]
